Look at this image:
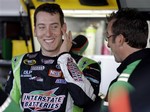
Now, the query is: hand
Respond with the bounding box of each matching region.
[59,30,72,54]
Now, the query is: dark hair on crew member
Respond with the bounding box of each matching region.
[107,8,148,48]
[34,3,64,26]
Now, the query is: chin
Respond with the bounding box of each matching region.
[114,57,121,63]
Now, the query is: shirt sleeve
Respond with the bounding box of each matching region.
[5,55,24,105]
[57,53,100,107]
[0,87,21,112]
[5,68,21,105]
[108,81,134,112]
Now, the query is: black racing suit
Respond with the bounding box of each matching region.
[5,51,101,112]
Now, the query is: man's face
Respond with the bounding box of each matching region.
[106,20,122,63]
[34,11,66,56]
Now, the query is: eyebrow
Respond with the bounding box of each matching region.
[50,23,59,25]
[37,22,59,26]
[37,23,45,26]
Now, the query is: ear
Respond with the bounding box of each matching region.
[116,34,125,46]
[34,27,37,37]
[62,23,67,32]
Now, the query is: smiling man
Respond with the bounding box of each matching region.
[5,3,101,112]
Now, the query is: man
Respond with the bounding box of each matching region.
[5,3,101,112]
[101,8,150,112]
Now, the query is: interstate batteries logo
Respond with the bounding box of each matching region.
[22,88,65,111]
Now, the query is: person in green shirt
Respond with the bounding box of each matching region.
[101,8,150,112]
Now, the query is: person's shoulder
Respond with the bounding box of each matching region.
[11,51,40,68]
[13,51,39,59]
[73,53,99,65]
[70,52,97,62]
[81,54,100,64]
[70,52,82,60]
[83,56,97,62]
[11,51,40,63]
[110,81,135,93]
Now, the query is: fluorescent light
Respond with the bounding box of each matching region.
[63,10,117,17]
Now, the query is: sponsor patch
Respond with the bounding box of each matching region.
[22,88,65,111]
[29,76,44,82]
[22,70,32,75]
[31,65,45,71]
[23,59,36,65]
[48,69,63,78]
[21,74,32,78]
[41,59,54,64]
[55,79,67,84]
[67,57,83,81]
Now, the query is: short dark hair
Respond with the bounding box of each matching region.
[107,8,148,48]
[34,3,64,26]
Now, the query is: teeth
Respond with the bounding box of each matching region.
[45,39,54,43]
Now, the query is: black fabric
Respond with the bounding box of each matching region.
[83,98,101,112]
[79,0,108,6]
[117,48,150,112]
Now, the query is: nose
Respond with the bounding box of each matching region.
[46,27,52,37]
[107,42,110,48]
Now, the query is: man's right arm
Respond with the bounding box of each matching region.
[5,68,21,105]
[5,69,13,94]
[5,55,24,105]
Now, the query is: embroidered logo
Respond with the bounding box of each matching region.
[29,76,43,82]
[31,65,45,71]
[55,79,67,84]
[22,88,65,111]
[67,57,83,81]
[41,59,54,64]
[23,59,36,65]
[48,69,63,78]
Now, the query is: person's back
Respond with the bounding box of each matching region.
[128,49,150,112]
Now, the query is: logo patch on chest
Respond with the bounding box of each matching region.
[48,69,63,77]
[22,88,65,111]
